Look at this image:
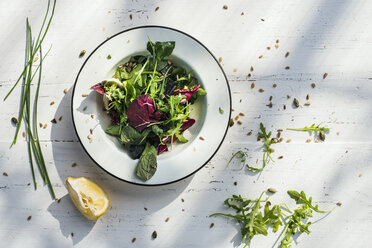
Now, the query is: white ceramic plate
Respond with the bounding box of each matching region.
[72,26,231,186]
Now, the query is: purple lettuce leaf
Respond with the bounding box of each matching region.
[157,144,168,155]
[175,85,200,103]
[126,95,161,132]
[90,82,105,95]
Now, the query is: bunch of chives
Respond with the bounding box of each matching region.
[4,0,57,199]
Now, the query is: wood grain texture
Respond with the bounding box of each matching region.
[1,0,372,247]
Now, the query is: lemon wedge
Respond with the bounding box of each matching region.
[66,177,109,220]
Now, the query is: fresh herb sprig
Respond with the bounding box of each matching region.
[4,0,56,199]
[228,123,275,172]
[210,190,334,248]
[287,123,330,134]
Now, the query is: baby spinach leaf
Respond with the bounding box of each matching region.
[136,142,157,181]
[105,124,121,136]
[120,126,151,145]
[147,40,175,63]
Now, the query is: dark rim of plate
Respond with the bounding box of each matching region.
[71,25,232,187]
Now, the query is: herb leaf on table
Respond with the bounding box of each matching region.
[136,142,157,181]
[287,123,330,134]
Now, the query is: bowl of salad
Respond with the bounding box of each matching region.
[72,26,231,185]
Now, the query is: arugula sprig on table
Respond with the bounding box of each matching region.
[210,190,334,248]
[287,123,329,134]
[228,123,275,171]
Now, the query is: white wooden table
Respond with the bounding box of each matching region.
[1,0,372,247]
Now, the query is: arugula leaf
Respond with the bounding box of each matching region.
[146,40,175,63]
[120,126,151,145]
[287,190,333,213]
[175,132,188,143]
[105,124,121,136]
[136,142,157,181]
[287,123,330,134]
[151,125,164,136]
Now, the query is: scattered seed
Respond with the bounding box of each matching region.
[267,46,271,50]
[276,39,280,43]
[273,83,277,88]
[50,101,55,105]
[239,112,245,116]
[293,98,300,108]
[319,131,326,141]
[234,181,237,186]
[51,118,57,124]
[129,14,133,20]
[233,68,237,72]
[267,102,273,108]
[107,54,112,59]
[248,73,251,77]
[268,188,277,193]
[152,231,158,239]
[241,12,244,15]
[269,96,273,101]
[311,83,316,88]
[57,198,61,203]
[306,94,310,100]
[59,116,63,121]
[237,120,243,125]
[323,72,328,79]
[199,136,205,140]
[259,88,264,93]
[304,102,311,106]
[27,216,32,221]
[306,139,311,143]
[71,232,74,237]
[155,6,160,11]
[223,4,228,9]
[210,222,215,228]
[247,131,252,136]
[286,139,291,143]
[234,115,239,121]
[79,50,86,57]
[90,128,94,135]
[250,66,254,72]
[144,207,148,211]
[285,66,290,70]
[259,55,263,59]
[218,57,222,63]
[278,155,284,159]
[72,162,77,167]
[229,118,234,127]
[359,173,363,177]
[336,202,342,206]
[3,172,8,176]
[87,135,93,143]
[261,18,265,21]
[257,137,261,142]
[314,139,319,143]
[279,138,284,142]
[82,93,88,97]
[64,88,68,94]
[165,217,170,222]
[132,238,136,243]
[23,131,26,137]
[283,104,287,110]
[275,44,279,49]
[11,117,19,125]
[39,123,43,128]
[287,95,291,99]
[251,82,255,89]
[336,131,340,135]
[181,198,185,202]
[83,106,87,111]
[91,114,95,119]
[285,51,290,58]
[231,108,235,112]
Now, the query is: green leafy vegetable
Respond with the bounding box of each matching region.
[228,123,275,172]
[287,123,330,134]
[105,124,122,136]
[211,190,334,248]
[136,142,157,181]
[120,126,151,145]
[146,40,175,64]
[4,0,56,199]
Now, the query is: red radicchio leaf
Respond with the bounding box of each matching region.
[109,109,120,124]
[157,144,168,155]
[162,118,195,144]
[90,82,105,95]
[175,85,200,103]
[126,95,161,132]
